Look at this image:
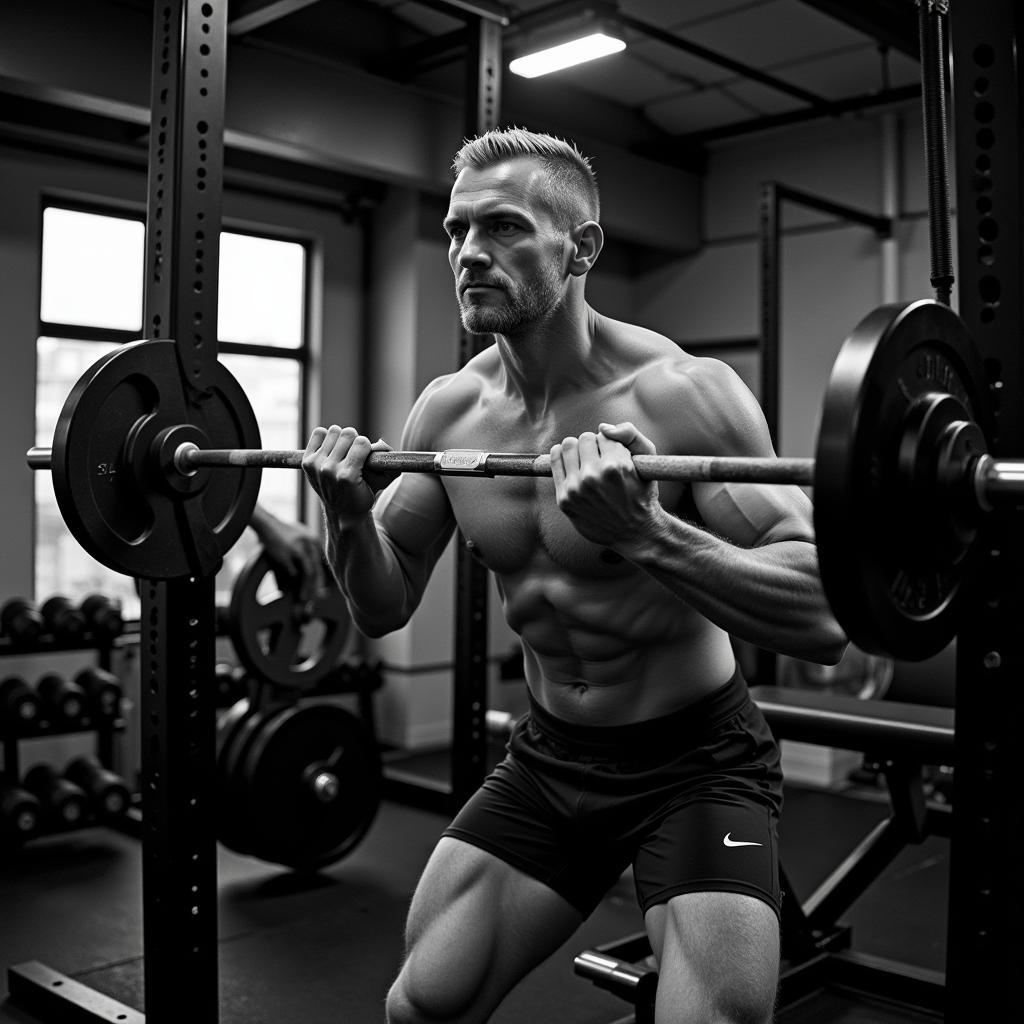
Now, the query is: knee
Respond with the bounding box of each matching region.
[710,990,775,1024]
[384,978,425,1024]
[385,960,484,1024]
[385,976,435,1024]
[655,990,773,1024]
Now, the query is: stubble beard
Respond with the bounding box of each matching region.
[458,258,564,336]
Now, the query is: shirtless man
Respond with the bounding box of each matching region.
[301,128,846,1024]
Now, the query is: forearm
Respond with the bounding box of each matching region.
[617,508,847,663]
[323,511,415,637]
[247,503,275,538]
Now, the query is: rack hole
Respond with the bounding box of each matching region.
[979,275,1001,304]
[978,217,998,242]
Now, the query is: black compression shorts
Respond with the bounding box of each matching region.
[443,668,783,919]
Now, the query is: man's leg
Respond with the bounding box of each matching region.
[386,836,585,1024]
[644,892,779,1024]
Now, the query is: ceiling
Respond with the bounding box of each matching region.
[218,0,924,166]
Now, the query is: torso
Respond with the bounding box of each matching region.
[415,316,738,724]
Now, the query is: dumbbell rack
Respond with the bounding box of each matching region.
[0,626,127,843]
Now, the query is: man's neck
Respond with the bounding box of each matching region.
[495,303,614,420]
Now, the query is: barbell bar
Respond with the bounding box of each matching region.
[24,442,1024,503]
[28,442,817,484]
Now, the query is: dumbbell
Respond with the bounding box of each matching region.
[64,756,131,819]
[40,596,87,643]
[215,663,248,708]
[22,764,90,827]
[74,666,123,719]
[0,771,41,844]
[35,672,88,725]
[0,675,42,730]
[0,597,44,645]
[79,594,124,641]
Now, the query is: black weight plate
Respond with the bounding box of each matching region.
[229,549,352,689]
[814,300,990,661]
[216,700,290,857]
[240,702,381,872]
[51,340,262,579]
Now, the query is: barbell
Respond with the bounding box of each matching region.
[26,299,1024,661]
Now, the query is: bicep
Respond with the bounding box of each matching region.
[373,472,457,574]
[663,357,815,547]
[693,480,814,548]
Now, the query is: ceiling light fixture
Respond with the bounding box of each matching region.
[509,30,626,78]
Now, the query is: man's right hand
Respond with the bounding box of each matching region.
[301,426,395,522]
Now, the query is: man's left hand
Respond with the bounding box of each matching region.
[549,422,661,549]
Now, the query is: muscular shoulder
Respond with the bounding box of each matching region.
[400,346,499,450]
[634,349,773,458]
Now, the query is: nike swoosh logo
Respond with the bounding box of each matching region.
[723,833,763,848]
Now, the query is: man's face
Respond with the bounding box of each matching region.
[443,158,568,335]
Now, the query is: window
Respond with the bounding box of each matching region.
[35,204,309,616]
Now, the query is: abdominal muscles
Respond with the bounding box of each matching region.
[445,475,735,724]
[500,559,731,725]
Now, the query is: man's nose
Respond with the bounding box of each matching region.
[458,227,491,268]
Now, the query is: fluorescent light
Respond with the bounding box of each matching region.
[509,32,626,78]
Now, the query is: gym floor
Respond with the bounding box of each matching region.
[0,766,947,1024]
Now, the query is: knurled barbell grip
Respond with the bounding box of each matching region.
[179,445,816,483]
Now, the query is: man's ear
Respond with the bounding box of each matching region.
[567,221,603,276]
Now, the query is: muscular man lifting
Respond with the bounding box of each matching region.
[301,127,846,1024]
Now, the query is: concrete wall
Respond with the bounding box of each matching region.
[634,110,941,461]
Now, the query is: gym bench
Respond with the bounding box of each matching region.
[573,686,955,1022]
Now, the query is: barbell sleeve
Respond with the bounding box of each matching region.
[973,455,1024,510]
[26,447,52,470]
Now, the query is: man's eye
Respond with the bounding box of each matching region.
[492,222,516,235]
[447,227,465,241]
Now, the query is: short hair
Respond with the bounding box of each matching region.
[452,127,600,230]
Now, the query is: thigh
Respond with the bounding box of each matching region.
[645,891,779,1024]
[395,837,584,1022]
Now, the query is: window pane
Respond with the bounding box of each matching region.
[218,232,305,347]
[216,353,304,600]
[40,208,144,330]
[35,337,141,617]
